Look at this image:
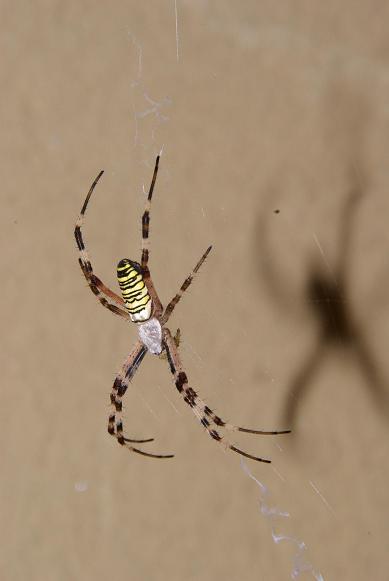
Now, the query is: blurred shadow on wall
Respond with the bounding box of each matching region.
[255,84,389,431]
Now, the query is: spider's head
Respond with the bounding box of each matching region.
[117,258,152,323]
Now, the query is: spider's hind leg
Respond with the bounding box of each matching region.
[75,171,130,319]
[162,246,212,324]
[141,155,160,270]
[138,155,164,317]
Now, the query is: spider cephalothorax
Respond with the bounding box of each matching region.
[75,155,290,461]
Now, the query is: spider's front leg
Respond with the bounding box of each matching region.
[108,340,174,459]
[163,328,290,463]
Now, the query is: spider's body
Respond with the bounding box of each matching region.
[137,317,163,355]
[75,155,290,462]
[117,259,152,323]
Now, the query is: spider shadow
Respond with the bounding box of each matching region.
[256,181,389,431]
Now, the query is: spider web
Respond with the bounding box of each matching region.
[240,460,325,580]
[127,33,171,165]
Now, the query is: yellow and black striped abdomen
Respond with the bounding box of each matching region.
[117,259,152,323]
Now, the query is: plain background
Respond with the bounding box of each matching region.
[2,2,389,580]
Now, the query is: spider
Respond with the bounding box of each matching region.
[75,155,290,462]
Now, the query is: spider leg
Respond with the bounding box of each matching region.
[141,155,160,270]
[108,340,174,459]
[163,329,287,463]
[138,155,164,317]
[75,171,130,319]
[162,245,212,324]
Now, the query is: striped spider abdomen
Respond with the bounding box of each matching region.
[117,259,152,323]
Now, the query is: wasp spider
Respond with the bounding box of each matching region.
[75,156,290,461]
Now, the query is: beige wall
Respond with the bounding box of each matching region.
[2,2,389,580]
